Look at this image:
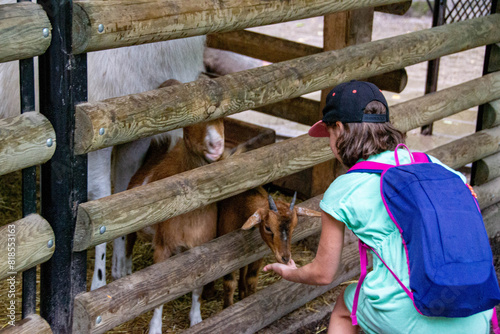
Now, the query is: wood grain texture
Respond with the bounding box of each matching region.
[426,126,500,171]
[72,0,405,54]
[392,72,500,133]
[74,14,500,154]
[0,214,55,280]
[0,314,52,334]
[0,2,51,63]
[73,196,322,333]
[206,30,408,93]
[0,112,56,176]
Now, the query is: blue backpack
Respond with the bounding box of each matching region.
[347,144,500,328]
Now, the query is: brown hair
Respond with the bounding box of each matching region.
[332,101,406,168]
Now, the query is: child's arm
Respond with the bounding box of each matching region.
[263,211,344,285]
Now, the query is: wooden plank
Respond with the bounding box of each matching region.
[374,1,412,15]
[427,126,500,170]
[73,73,500,251]
[206,30,320,64]
[0,112,56,176]
[74,14,500,154]
[72,0,407,54]
[0,214,55,280]
[0,2,51,63]
[206,30,408,93]
[474,152,500,185]
[393,72,500,133]
[73,196,323,333]
[0,314,52,334]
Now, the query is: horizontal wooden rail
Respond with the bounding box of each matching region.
[0,214,55,280]
[427,126,500,171]
[0,112,56,176]
[73,74,500,251]
[0,2,51,63]
[73,197,322,333]
[74,14,500,154]
[72,0,406,54]
[206,30,408,93]
[0,314,52,334]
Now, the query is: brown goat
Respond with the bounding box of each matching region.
[125,79,225,333]
[218,187,321,308]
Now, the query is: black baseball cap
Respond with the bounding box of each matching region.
[309,80,389,137]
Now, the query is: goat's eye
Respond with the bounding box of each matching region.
[264,225,272,233]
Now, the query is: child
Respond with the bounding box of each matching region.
[263,80,493,333]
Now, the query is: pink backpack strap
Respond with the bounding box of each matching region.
[412,152,431,163]
[492,307,500,334]
[351,240,370,326]
[347,161,393,174]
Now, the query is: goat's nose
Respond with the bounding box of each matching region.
[281,256,289,264]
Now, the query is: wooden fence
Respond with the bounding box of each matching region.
[0,0,499,333]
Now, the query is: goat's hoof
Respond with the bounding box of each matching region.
[190,314,203,327]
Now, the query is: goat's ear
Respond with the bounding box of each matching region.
[241,209,264,230]
[295,207,321,217]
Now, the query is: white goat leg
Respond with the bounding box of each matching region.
[88,148,113,290]
[189,287,204,326]
[148,305,164,334]
[111,137,152,280]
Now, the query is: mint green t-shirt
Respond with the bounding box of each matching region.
[320,150,492,334]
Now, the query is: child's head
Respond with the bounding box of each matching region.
[309,81,405,167]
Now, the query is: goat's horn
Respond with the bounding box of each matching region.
[268,194,278,212]
[289,192,297,212]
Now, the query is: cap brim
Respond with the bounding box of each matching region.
[308,120,330,137]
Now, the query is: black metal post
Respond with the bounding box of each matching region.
[38,0,88,331]
[471,0,498,186]
[421,0,447,135]
[19,36,38,319]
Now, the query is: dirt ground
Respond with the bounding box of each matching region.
[0,2,495,333]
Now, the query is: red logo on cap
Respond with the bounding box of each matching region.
[352,90,357,93]
[332,92,336,96]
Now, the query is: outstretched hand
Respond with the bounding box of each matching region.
[263,259,297,279]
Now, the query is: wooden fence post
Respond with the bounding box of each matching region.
[38,0,88,331]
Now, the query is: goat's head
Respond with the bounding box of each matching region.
[184,119,224,163]
[241,193,321,264]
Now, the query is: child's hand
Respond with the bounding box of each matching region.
[263,259,297,278]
